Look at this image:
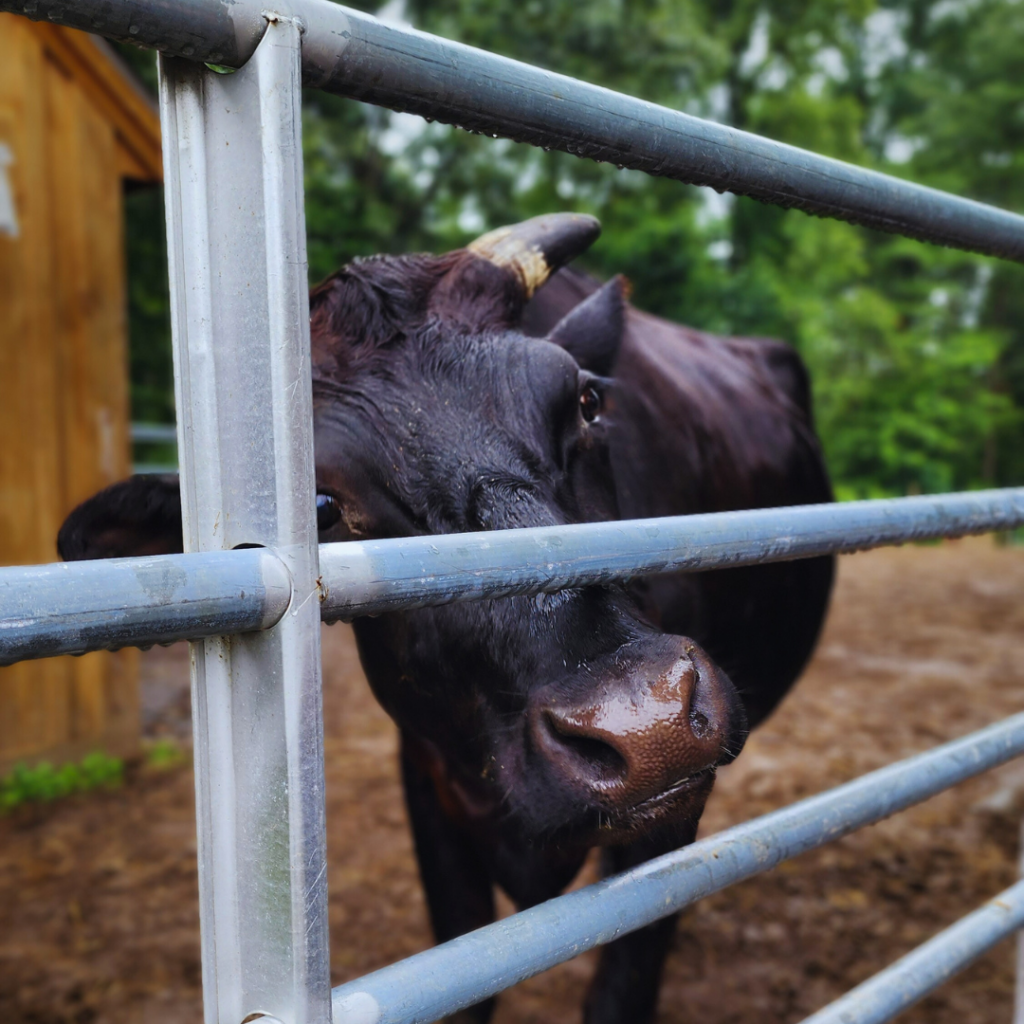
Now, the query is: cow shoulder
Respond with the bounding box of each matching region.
[721,335,815,426]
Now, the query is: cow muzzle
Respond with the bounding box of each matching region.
[529,636,746,833]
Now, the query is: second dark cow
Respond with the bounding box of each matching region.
[59,214,834,1023]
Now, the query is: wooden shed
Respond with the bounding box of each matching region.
[0,17,162,773]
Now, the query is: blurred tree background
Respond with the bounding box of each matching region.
[116,0,1024,498]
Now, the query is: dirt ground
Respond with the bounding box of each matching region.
[2,538,1024,1024]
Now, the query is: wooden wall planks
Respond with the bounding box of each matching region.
[0,15,161,772]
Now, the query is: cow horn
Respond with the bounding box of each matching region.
[467,213,601,298]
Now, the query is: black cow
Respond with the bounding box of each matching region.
[59,214,833,1024]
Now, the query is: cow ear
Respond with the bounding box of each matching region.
[58,475,184,561]
[433,214,602,328]
[547,276,626,376]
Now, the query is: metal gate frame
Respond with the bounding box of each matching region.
[2,2,1024,1022]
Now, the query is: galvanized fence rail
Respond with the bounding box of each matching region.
[10,0,1024,261]
[4,488,1024,664]
[131,421,179,474]
[1,1,1023,1023]
[329,714,1024,1024]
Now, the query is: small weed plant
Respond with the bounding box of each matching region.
[144,737,187,770]
[0,751,124,812]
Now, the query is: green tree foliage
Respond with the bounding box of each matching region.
[872,0,1024,487]
[124,185,174,425]
[110,43,175,430]
[119,0,1024,496]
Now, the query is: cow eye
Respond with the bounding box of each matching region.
[579,385,602,423]
[316,493,342,531]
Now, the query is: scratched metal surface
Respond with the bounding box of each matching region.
[3,489,1023,664]
[0,548,290,664]
[317,488,1024,620]
[4,0,1024,261]
[158,27,333,1022]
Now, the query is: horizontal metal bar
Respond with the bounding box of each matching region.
[319,488,1024,621]
[1,0,265,65]
[330,712,1024,1024]
[0,549,291,665]
[799,879,1024,1024]
[132,461,179,475]
[131,422,178,445]
[1,490,1021,663]
[5,0,1024,261]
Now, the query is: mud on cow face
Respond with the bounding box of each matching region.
[57,214,747,850]
[306,214,747,848]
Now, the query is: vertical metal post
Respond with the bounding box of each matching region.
[1016,819,1024,1024]
[159,17,331,1024]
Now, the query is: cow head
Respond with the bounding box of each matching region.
[58,215,747,851]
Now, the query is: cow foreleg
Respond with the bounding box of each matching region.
[583,831,695,1024]
[399,733,497,1024]
[583,913,678,1024]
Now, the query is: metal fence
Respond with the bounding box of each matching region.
[131,421,179,475]
[1,1,1024,1022]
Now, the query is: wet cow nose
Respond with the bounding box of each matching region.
[533,643,733,809]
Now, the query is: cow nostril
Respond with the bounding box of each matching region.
[544,714,627,782]
[690,710,710,738]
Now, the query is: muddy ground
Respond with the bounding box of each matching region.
[2,538,1024,1024]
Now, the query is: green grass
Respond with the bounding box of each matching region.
[0,752,124,812]
[143,737,188,770]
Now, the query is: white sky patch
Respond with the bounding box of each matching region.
[884,134,924,164]
[702,83,731,122]
[929,0,984,24]
[695,185,735,227]
[457,196,485,234]
[805,72,827,98]
[376,110,429,157]
[758,58,789,91]
[929,287,950,308]
[707,239,733,262]
[739,11,771,78]
[514,156,543,195]
[814,46,848,82]
[962,263,994,328]
[862,9,909,79]
[376,0,411,27]
[806,51,843,97]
